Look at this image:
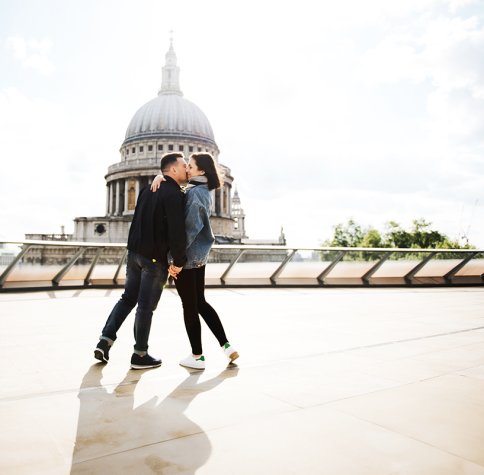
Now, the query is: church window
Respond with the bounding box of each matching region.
[179,144,184,151]
[148,145,153,152]
[94,223,106,235]
[198,147,202,152]
[140,146,144,152]
[132,147,135,153]
[127,179,137,211]
[126,148,129,155]
[158,144,163,151]
[168,144,174,151]
[189,146,193,152]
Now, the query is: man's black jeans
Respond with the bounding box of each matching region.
[101,251,167,352]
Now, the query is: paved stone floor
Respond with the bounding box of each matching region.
[1,287,484,474]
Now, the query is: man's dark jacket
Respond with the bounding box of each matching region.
[127,176,187,267]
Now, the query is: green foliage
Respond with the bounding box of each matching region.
[329,219,364,247]
[321,218,475,261]
[360,228,383,248]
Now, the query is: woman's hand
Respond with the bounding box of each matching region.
[168,264,183,279]
[150,174,166,192]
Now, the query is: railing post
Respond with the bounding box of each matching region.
[52,248,86,286]
[317,251,346,285]
[113,248,128,285]
[362,252,392,285]
[84,247,104,286]
[270,249,297,285]
[220,249,245,285]
[0,245,32,288]
[404,251,437,284]
[444,251,479,284]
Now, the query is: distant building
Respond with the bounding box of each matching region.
[0,243,16,266]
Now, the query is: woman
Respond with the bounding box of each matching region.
[152,153,239,370]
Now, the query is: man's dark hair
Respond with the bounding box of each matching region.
[190,153,221,190]
[160,153,184,173]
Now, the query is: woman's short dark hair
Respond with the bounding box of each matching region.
[191,153,222,190]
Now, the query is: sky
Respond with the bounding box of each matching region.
[1,0,483,248]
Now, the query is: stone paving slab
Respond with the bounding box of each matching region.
[0,287,484,474]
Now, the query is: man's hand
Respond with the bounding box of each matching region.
[168,265,183,279]
[150,174,166,192]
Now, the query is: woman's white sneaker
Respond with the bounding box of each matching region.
[223,342,239,363]
[179,354,206,370]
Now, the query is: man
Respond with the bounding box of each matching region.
[94,153,187,369]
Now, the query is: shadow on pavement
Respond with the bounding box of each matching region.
[70,363,239,474]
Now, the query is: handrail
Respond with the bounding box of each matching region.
[1,239,483,254]
[0,240,482,291]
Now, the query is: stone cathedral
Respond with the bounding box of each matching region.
[72,40,246,244]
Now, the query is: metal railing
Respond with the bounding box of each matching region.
[0,240,483,291]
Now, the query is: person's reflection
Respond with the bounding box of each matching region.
[70,364,239,474]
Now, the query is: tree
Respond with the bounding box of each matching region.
[383,221,414,248]
[382,219,471,250]
[324,219,364,247]
[361,228,383,248]
[323,218,474,252]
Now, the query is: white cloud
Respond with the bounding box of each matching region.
[0,87,109,240]
[447,0,480,14]
[5,36,55,75]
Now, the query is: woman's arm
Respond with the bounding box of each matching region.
[150,174,165,192]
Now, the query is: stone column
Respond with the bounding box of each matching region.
[106,184,110,215]
[135,178,140,203]
[211,190,216,213]
[220,185,225,215]
[114,180,120,215]
[215,189,220,215]
[108,183,113,216]
[228,185,232,216]
[124,179,129,214]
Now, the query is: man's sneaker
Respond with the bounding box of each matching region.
[223,342,239,363]
[179,354,206,370]
[130,353,162,370]
[94,339,110,363]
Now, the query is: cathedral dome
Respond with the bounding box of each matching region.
[124,94,215,144]
[123,39,216,147]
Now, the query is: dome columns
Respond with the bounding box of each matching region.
[106,172,234,220]
[214,183,232,217]
[106,176,148,217]
[215,164,233,218]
